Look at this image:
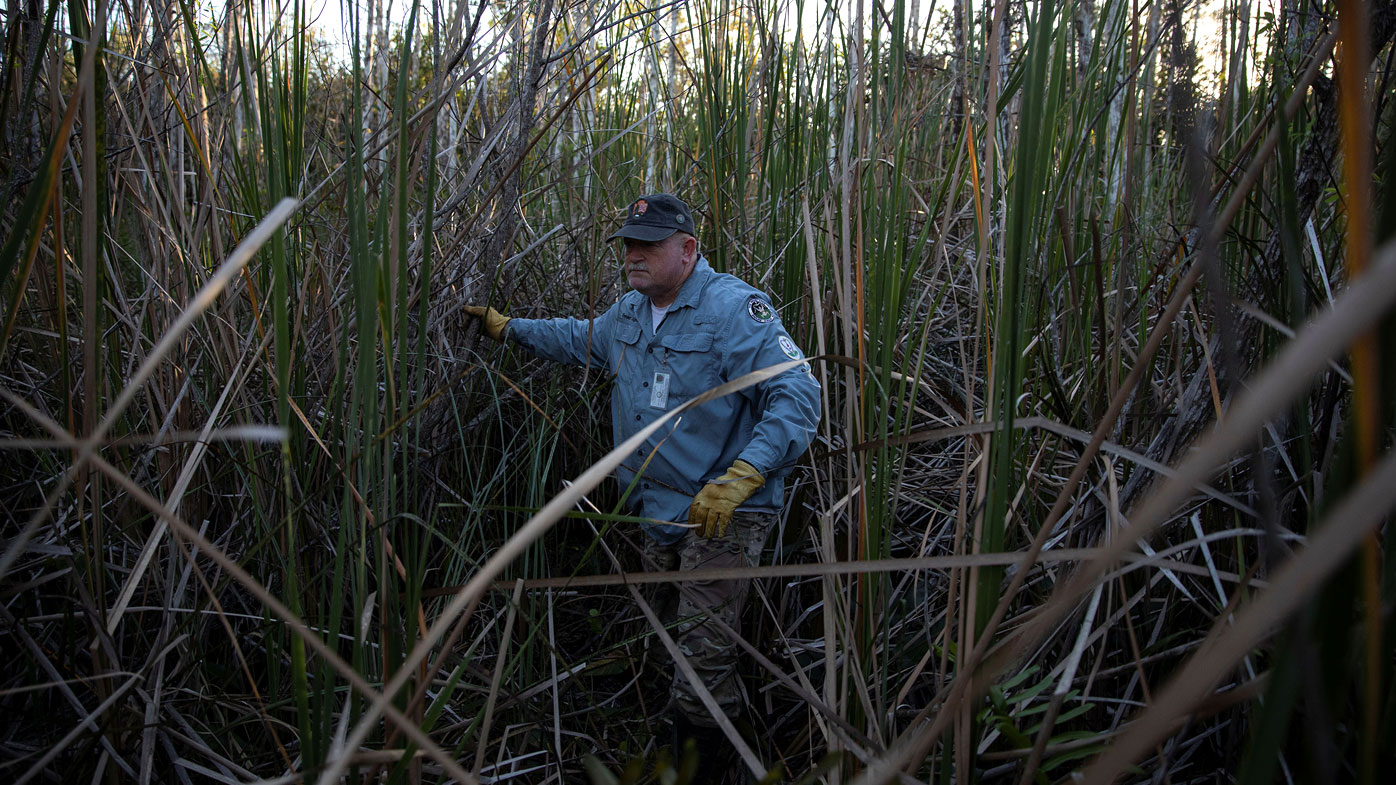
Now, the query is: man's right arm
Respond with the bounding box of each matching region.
[505,305,617,371]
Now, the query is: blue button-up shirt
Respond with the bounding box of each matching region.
[508,258,821,543]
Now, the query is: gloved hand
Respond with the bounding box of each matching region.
[689,459,765,538]
[463,305,510,341]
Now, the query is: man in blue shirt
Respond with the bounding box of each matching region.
[466,193,820,779]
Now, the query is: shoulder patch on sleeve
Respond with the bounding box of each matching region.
[778,335,802,359]
[747,297,775,324]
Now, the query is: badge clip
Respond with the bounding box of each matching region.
[649,372,670,409]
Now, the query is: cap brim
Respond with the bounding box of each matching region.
[607,224,680,242]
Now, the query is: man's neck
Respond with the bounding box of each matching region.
[644,255,698,307]
[647,272,688,307]
[649,299,669,332]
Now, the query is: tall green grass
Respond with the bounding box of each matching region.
[2,1,1394,783]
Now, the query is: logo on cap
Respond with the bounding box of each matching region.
[634,199,648,216]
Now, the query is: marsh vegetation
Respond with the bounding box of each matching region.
[2,0,1395,782]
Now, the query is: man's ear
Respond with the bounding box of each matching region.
[683,234,697,262]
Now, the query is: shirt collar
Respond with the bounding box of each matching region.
[668,256,712,311]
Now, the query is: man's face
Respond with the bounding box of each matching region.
[622,233,696,306]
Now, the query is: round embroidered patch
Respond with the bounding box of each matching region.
[778,335,802,359]
[748,297,775,323]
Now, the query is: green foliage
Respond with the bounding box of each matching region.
[3,1,1394,783]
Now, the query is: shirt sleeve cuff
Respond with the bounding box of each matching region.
[736,453,771,478]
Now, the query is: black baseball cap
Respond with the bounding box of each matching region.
[606,193,695,242]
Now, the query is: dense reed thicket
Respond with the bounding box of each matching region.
[2,0,1394,782]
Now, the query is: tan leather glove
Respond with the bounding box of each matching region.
[689,459,765,538]
[463,305,510,341]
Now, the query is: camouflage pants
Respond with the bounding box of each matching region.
[642,511,776,727]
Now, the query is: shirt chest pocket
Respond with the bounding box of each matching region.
[612,321,642,370]
[658,332,717,397]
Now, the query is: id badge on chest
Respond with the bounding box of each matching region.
[649,372,670,409]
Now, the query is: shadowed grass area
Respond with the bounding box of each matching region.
[1,1,1394,783]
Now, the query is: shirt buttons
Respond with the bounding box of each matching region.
[642,381,649,388]
[634,414,641,421]
[646,347,653,353]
